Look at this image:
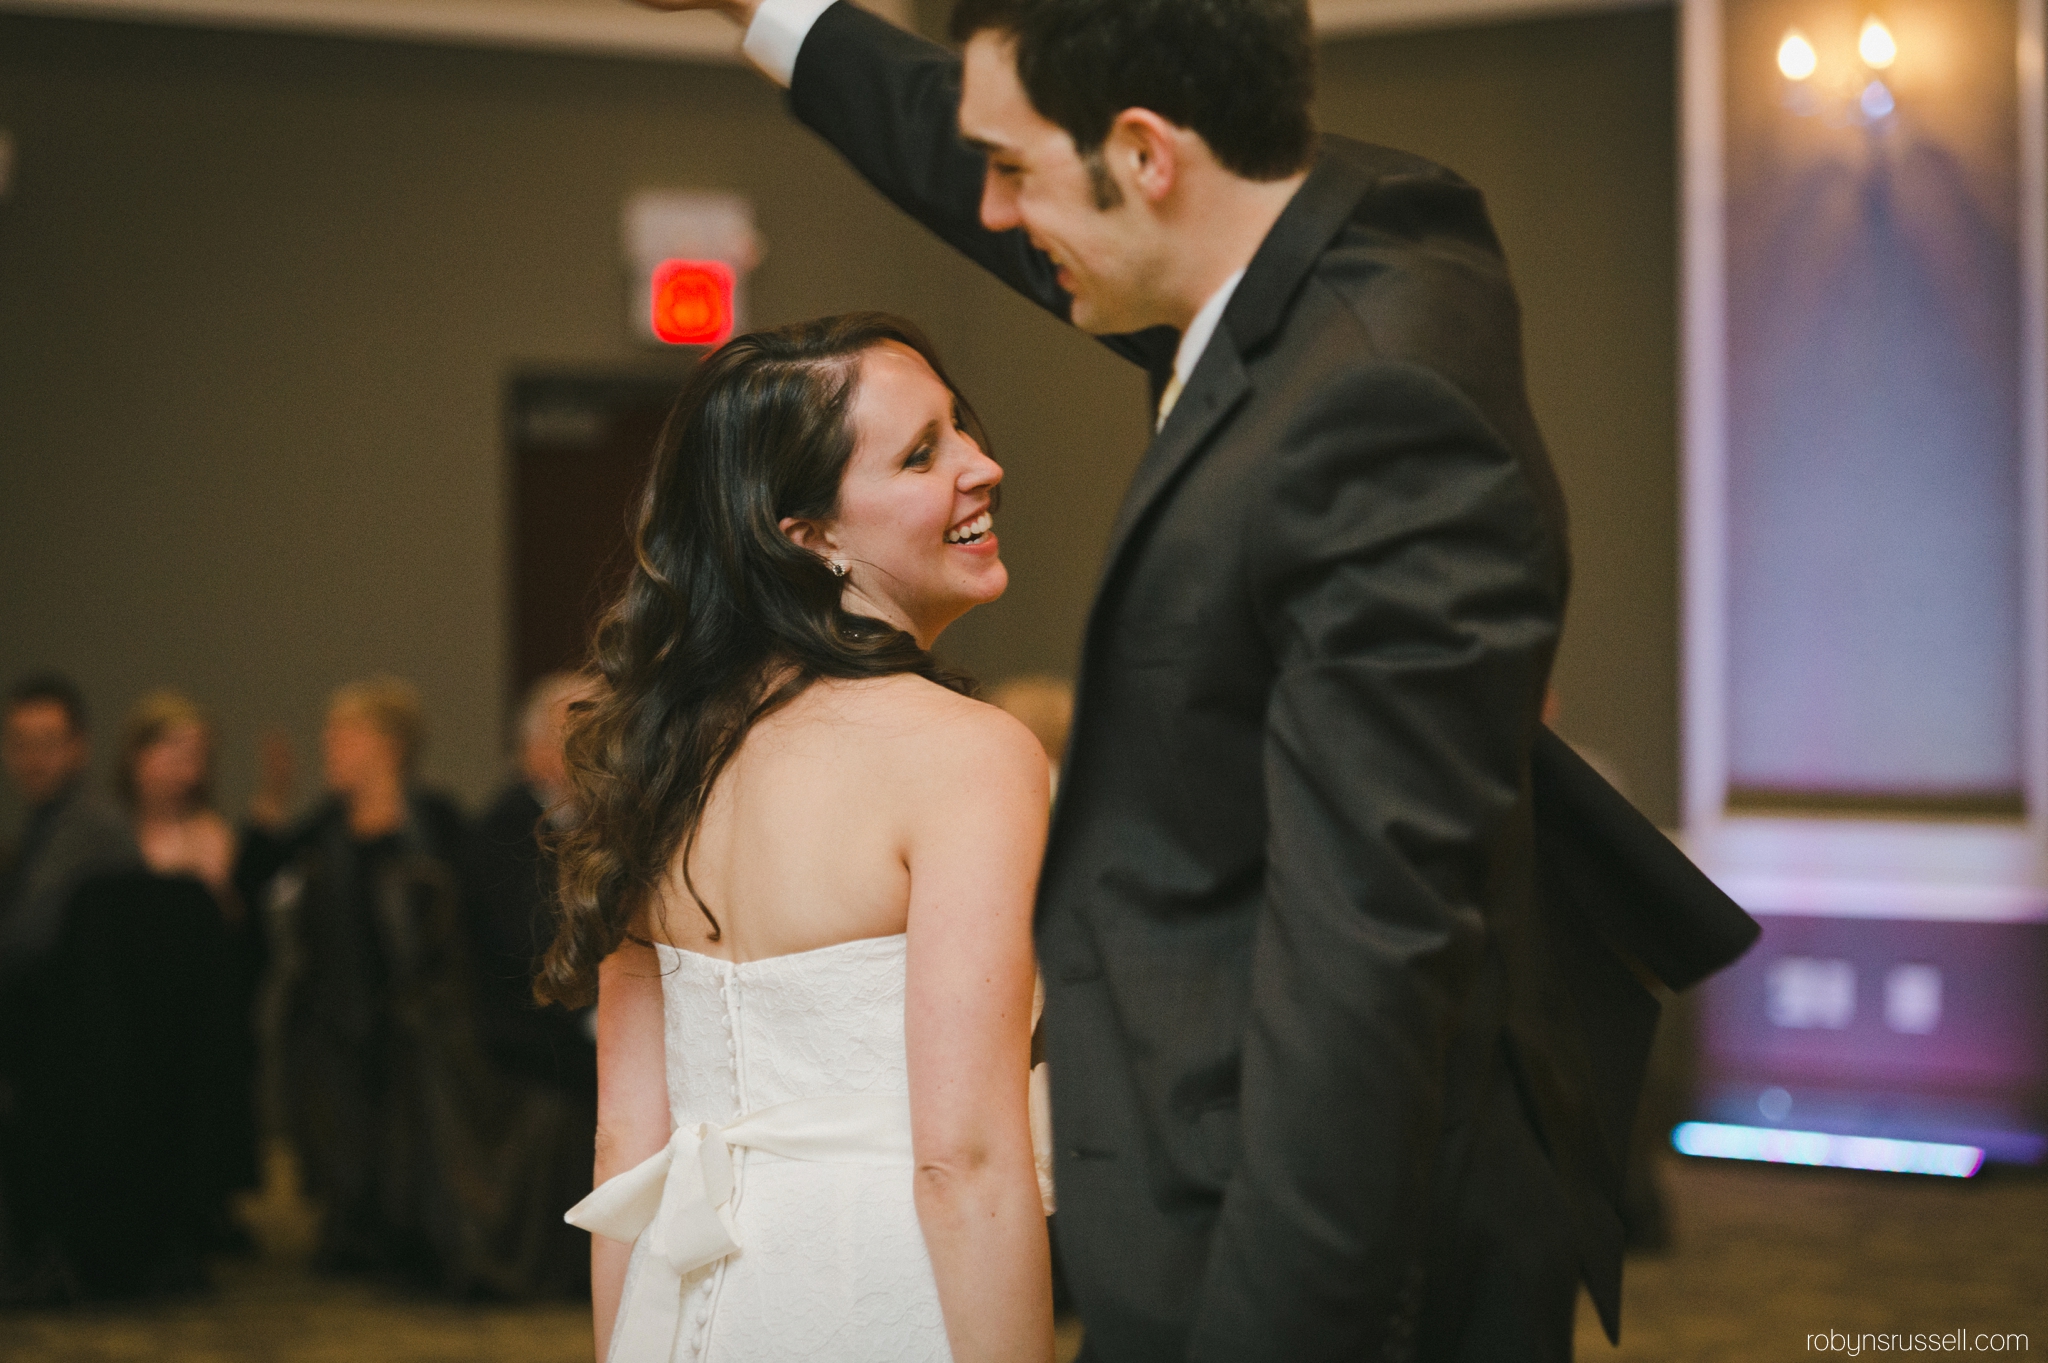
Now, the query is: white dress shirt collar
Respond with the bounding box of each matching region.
[1172,268,1246,398]
[1156,268,1246,430]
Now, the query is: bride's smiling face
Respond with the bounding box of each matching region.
[784,341,1007,648]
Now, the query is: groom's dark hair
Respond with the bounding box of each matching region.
[949,0,1315,182]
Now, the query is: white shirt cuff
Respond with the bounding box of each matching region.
[742,0,839,87]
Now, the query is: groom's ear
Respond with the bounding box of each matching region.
[1106,108,1182,207]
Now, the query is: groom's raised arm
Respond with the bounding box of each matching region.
[786,4,1059,310]
[753,0,1171,372]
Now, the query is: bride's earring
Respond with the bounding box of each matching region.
[829,559,849,578]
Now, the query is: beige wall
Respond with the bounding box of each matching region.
[1318,8,1683,821]
[0,5,1680,831]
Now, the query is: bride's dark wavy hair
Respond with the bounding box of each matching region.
[536,313,981,1009]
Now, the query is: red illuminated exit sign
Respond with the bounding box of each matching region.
[650,259,735,346]
[624,190,760,350]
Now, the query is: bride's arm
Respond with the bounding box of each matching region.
[591,940,671,1361]
[904,704,1055,1363]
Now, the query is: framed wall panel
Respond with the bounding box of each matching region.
[1681,0,2048,1165]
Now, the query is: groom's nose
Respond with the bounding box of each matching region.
[979,167,1022,233]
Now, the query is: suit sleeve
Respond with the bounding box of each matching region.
[1188,359,1566,1359]
[785,2,1175,373]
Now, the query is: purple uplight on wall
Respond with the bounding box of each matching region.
[1680,0,2048,1172]
[1725,0,2026,807]
[1698,916,2048,1162]
[1719,0,2028,810]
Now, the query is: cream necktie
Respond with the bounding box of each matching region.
[1155,371,1185,432]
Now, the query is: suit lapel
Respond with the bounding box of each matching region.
[1093,139,1382,585]
[1103,344,1249,561]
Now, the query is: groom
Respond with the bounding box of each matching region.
[652,1,1753,1357]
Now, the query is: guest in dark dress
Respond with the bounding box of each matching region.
[21,869,241,1300]
[116,691,264,1230]
[119,692,239,911]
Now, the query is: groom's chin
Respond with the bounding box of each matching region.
[1066,294,1157,341]
[1068,308,1120,338]
[1064,292,1115,336]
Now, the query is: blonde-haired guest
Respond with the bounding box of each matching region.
[320,675,426,842]
[236,673,469,1280]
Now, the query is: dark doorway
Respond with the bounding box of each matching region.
[507,370,690,699]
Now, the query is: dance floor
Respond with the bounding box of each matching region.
[0,1152,2039,1361]
[1576,1153,2045,1361]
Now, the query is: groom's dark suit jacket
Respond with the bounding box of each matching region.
[783,7,1757,1358]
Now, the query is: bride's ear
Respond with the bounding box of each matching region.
[779,515,835,559]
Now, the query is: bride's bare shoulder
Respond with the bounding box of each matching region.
[813,674,1048,792]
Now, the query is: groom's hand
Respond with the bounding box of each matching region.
[629,0,764,24]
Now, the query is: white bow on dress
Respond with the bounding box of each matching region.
[567,1093,916,1359]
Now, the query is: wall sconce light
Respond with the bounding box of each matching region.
[1777,15,1899,125]
[1778,29,1819,81]
[1856,16,1897,118]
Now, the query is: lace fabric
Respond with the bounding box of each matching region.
[607,935,952,1362]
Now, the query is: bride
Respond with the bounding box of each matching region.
[536,313,1055,1362]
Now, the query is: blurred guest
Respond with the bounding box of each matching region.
[118,691,237,910]
[116,690,264,1232]
[0,673,140,1291]
[243,676,466,1278]
[248,677,583,1296]
[464,671,598,1095]
[17,868,242,1300]
[458,671,601,1298]
[988,674,1074,791]
[0,675,140,989]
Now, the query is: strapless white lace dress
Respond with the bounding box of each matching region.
[568,934,952,1362]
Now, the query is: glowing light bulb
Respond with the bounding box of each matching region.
[1778,29,1818,81]
[1859,16,1897,69]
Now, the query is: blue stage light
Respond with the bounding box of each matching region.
[1671,1122,1984,1178]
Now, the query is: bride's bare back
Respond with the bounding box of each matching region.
[607,670,1055,1361]
[646,672,1024,962]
